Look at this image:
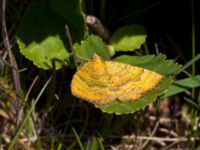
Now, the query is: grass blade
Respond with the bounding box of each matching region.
[163,75,200,98]
[8,77,52,150]
[71,126,84,150]
[177,53,200,74]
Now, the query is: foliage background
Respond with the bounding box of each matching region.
[0,0,200,149]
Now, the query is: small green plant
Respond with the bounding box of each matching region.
[16,1,183,114]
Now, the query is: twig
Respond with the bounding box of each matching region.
[139,121,160,149]
[160,140,184,150]
[64,25,78,68]
[1,0,22,125]
[25,75,39,102]
[154,43,159,55]
[0,56,17,69]
[1,0,21,94]
[123,135,199,142]
[86,15,110,41]
[158,128,178,137]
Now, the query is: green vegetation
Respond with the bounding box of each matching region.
[0,0,199,149]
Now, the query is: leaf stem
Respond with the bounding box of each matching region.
[191,0,196,99]
[65,25,78,68]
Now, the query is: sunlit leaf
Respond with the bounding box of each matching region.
[73,35,110,64]
[110,24,146,51]
[16,2,86,70]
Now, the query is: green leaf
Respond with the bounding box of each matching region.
[110,24,147,51]
[163,75,200,98]
[16,2,86,70]
[96,77,173,114]
[50,0,87,42]
[73,35,111,63]
[95,54,180,114]
[114,54,180,75]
